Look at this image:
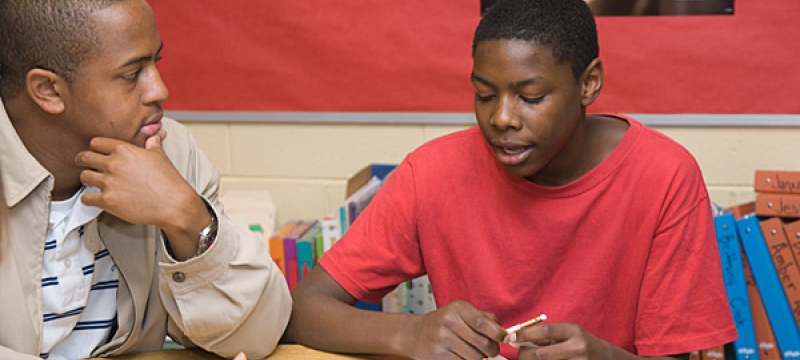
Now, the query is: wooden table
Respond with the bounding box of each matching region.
[90,344,377,359]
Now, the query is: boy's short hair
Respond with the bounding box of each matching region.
[473,0,599,81]
[0,0,125,98]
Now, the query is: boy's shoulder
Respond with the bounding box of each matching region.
[411,126,484,155]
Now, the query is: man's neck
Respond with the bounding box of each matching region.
[4,96,85,201]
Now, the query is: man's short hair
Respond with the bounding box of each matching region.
[473,0,599,81]
[0,0,126,98]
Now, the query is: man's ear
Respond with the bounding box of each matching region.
[579,58,604,107]
[25,68,66,115]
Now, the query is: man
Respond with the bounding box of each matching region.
[285,0,736,359]
[0,0,291,359]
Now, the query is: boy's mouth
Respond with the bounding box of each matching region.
[494,145,533,166]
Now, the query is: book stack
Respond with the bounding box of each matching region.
[267,164,396,297]
[755,171,800,219]
[267,220,329,290]
[712,169,800,360]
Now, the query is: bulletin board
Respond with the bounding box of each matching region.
[148,0,799,115]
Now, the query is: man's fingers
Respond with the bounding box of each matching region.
[78,169,105,189]
[87,136,127,154]
[79,192,103,208]
[145,133,163,150]
[75,151,107,171]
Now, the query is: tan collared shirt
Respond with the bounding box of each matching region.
[0,100,292,359]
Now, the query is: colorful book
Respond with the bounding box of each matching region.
[320,213,341,259]
[283,221,316,290]
[345,175,383,224]
[743,255,782,360]
[736,215,800,359]
[701,345,725,360]
[297,221,321,281]
[338,204,349,234]
[755,193,800,218]
[783,219,800,276]
[714,212,759,360]
[729,202,756,220]
[759,217,800,326]
[345,164,397,198]
[755,170,800,194]
[269,221,298,278]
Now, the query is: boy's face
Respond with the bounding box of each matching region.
[61,0,168,148]
[471,40,587,184]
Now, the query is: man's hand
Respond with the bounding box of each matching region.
[400,300,506,360]
[75,131,210,260]
[75,131,196,227]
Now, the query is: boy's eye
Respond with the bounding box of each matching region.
[475,93,495,102]
[519,95,544,104]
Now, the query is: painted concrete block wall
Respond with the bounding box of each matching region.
[181,119,800,226]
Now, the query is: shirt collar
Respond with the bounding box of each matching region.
[0,98,51,208]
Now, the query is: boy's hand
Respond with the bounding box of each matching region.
[233,352,247,360]
[511,322,689,360]
[511,322,615,360]
[401,300,506,360]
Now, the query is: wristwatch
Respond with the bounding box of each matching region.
[196,202,218,256]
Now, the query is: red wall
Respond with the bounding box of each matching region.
[149,0,799,114]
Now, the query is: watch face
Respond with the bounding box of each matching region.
[196,206,218,256]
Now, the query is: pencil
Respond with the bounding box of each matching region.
[505,314,547,334]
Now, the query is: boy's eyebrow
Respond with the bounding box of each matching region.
[470,73,547,88]
[118,43,164,69]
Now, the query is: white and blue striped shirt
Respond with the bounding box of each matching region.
[40,187,118,360]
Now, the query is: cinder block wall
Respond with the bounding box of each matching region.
[180,118,800,226]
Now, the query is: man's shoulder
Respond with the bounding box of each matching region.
[161,116,192,138]
[159,117,205,169]
[160,117,198,150]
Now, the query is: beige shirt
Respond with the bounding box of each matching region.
[0,100,292,359]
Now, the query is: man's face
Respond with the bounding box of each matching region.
[471,39,586,184]
[63,0,168,148]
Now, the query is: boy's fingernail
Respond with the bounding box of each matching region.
[507,332,518,343]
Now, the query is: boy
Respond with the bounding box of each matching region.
[285,0,736,359]
[0,0,291,358]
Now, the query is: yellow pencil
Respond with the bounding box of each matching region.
[505,314,547,334]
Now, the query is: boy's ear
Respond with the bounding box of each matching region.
[580,58,604,107]
[25,68,66,115]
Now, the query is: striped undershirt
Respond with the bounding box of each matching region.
[40,187,118,360]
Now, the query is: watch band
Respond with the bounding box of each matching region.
[196,202,218,256]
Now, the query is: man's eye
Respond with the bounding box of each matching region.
[122,70,140,80]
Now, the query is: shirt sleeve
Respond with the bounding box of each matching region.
[157,123,292,359]
[0,346,46,360]
[319,158,426,303]
[634,159,737,356]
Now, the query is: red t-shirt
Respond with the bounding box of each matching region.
[320,115,736,359]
